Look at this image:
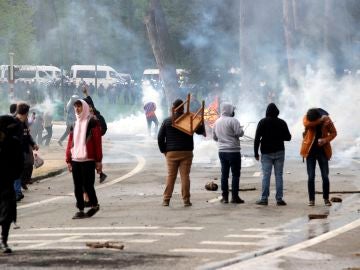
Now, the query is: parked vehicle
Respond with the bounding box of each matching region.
[70,65,122,88]
[0,65,60,84]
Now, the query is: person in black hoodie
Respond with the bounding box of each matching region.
[254,103,291,206]
[158,99,205,207]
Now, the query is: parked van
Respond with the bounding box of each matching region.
[0,65,60,84]
[70,65,121,88]
[142,68,189,83]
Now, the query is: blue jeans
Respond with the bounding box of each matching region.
[219,152,241,199]
[14,178,22,196]
[306,151,329,201]
[260,151,285,201]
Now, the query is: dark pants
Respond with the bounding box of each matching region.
[42,126,53,146]
[1,223,11,246]
[306,152,330,201]
[146,116,159,135]
[59,124,71,143]
[71,161,98,210]
[219,152,241,200]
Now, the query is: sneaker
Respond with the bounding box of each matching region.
[86,205,100,217]
[1,243,12,254]
[162,200,170,206]
[231,197,245,204]
[184,200,192,207]
[256,199,268,206]
[16,193,24,202]
[324,199,332,206]
[308,200,315,206]
[99,172,107,183]
[72,211,86,219]
[276,200,287,206]
[220,197,229,204]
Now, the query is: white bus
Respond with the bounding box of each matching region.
[70,65,122,88]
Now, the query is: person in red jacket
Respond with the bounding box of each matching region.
[66,99,102,219]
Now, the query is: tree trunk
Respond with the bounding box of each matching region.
[239,0,254,98]
[144,0,178,107]
[283,0,297,86]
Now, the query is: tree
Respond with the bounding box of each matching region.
[144,0,178,106]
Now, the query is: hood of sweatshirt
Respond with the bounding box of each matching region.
[221,103,235,117]
[266,103,279,117]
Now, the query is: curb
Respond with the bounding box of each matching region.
[31,167,67,182]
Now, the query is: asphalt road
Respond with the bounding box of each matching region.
[0,125,359,270]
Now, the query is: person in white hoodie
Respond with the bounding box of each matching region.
[213,103,245,204]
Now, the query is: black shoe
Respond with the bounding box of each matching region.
[184,200,192,207]
[86,205,100,217]
[256,199,268,206]
[231,197,245,204]
[324,199,332,206]
[99,172,107,183]
[72,211,86,219]
[16,194,24,202]
[21,182,28,190]
[220,197,229,204]
[162,200,170,206]
[276,200,287,206]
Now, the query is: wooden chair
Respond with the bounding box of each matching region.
[172,93,205,135]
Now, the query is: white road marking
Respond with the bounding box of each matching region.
[253,172,261,177]
[244,228,301,233]
[19,236,81,250]
[225,234,270,239]
[201,241,259,246]
[208,196,222,203]
[26,226,203,231]
[170,248,239,254]
[11,232,183,237]
[220,218,360,269]
[18,152,146,210]
[10,239,157,244]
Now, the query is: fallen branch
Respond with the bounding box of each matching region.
[86,241,124,250]
[315,191,360,194]
[229,188,256,192]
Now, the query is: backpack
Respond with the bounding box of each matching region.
[95,112,107,136]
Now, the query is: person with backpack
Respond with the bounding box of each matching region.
[66,99,102,219]
[300,108,337,206]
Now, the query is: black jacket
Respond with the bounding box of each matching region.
[254,103,291,157]
[158,115,205,153]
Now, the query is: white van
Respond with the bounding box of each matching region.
[0,65,60,84]
[70,65,121,88]
[142,68,188,82]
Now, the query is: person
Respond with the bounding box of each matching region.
[157,98,206,207]
[66,99,102,219]
[9,103,17,116]
[254,103,291,206]
[14,103,39,199]
[82,86,107,183]
[143,101,159,136]
[300,108,337,206]
[58,94,79,146]
[30,111,44,145]
[42,110,53,146]
[0,115,23,253]
[213,103,245,204]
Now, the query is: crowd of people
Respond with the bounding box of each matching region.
[0,86,338,253]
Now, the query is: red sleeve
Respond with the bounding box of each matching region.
[92,123,103,162]
[65,131,73,163]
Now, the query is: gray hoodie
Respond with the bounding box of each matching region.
[213,103,244,152]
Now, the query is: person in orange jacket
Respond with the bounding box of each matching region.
[300,108,337,207]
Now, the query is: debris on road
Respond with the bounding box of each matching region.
[330,197,342,203]
[205,181,218,191]
[86,241,124,250]
[308,214,328,220]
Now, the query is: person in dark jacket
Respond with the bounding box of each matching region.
[158,99,206,207]
[254,103,291,206]
[0,115,24,253]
